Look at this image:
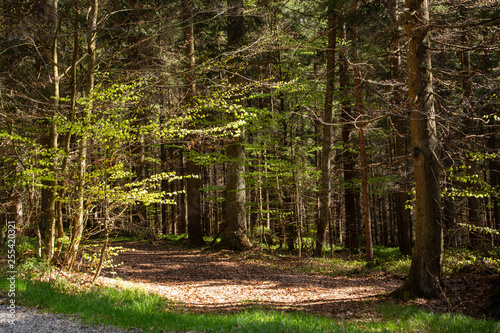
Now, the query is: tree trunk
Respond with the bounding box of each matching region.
[54,11,80,262]
[187,159,204,245]
[314,11,336,257]
[133,125,148,234]
[224,142,252,250]
[183,0,204,246]
[43,0,59,261]
[65,0,98,268]
[220,0,252,251]
[392,0,443,299]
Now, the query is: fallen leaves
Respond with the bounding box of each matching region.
[91,242,495,321]
[93,242,401,319]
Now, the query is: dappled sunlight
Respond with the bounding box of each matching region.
[96,242,401,319]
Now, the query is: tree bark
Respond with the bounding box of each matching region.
[220,0,252,251]
[392,0,443,299]
[183,0,204,246]
[43,0,59,261]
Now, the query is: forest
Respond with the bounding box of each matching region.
[0,0,499,332]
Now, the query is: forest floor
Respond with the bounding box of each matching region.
[90,241,496,321]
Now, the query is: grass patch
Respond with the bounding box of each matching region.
[1,277,498,333]
[364,303,500,333]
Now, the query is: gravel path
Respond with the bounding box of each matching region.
[0,304,143,333]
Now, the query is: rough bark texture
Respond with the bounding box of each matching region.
[220,0,252,251]
[223,142,252,250]
[314,12,336,258]
[393,0,443,299]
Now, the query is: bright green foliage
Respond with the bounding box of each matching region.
[444,151,499,201]
[81,244,128,275]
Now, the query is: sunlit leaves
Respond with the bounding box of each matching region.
[444,151,499,200]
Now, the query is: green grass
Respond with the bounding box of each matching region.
[371,303,500,333]
[2,278,354,333]
[1,277,498,333]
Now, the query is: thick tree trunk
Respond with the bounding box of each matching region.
[392,0,443,299]
[224,142,252,250]
[314,12,336,258]
[220,0,252,251]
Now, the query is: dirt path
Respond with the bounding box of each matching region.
[99,242,404,318]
